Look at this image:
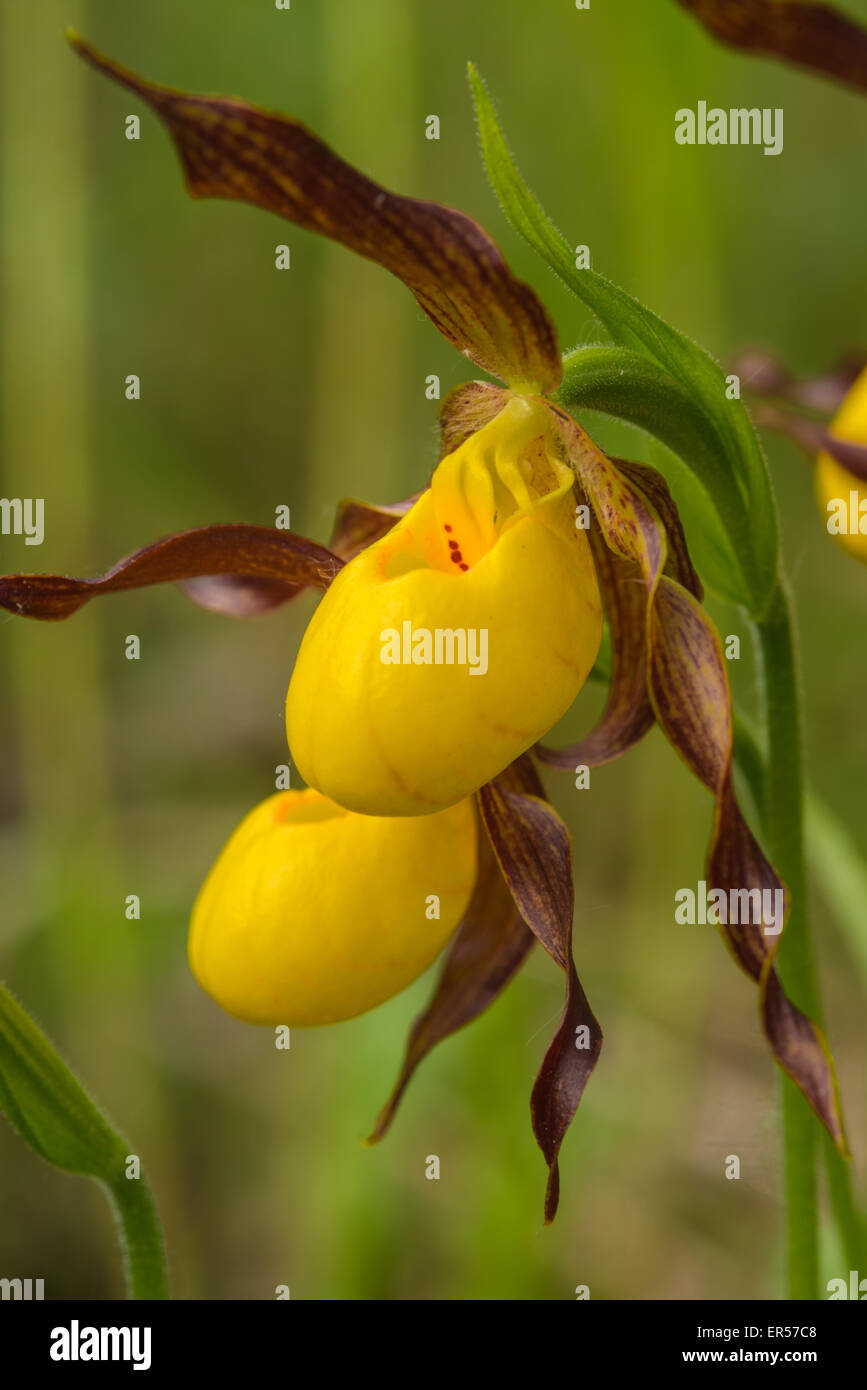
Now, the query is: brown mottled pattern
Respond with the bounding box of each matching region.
[613,458,703,599]
[545,405,667,590]
[0,524,343,621]
[534,409,845,1148]
[676,0,867,92]
[650,578,846,1149]
[479,755,602,1223]
[368,821,534,1145]
[438,381,510,457]
[539,411,682,771]
[69,36,562,393]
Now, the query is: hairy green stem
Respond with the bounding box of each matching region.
[753,578,862,1297]
[107,1177,169,1300]
[755,579,818,1298]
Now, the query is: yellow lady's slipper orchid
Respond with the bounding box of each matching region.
[0,35,844,1224]
[815,366,867,562]
[286,398,603,816]
[188,789,476,1026]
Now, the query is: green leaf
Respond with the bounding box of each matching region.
[467,64,779,615]
[556,346,749,604]
[0,981,168,1298]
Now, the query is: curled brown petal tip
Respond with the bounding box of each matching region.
[68,33,562,393]
[0,524,342,621]
[479,756,602,1222]
[650,577,847,1151]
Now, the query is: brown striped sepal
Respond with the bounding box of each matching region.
[68,33,562,395]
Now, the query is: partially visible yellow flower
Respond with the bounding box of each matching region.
[189,789,476,1026]
[286,398,603,816]
[815,366,867,563]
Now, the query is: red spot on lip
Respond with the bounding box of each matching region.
[448,539,459,550]
[459,562,469,571]
[443,524,452,533]
[450,551,463,564]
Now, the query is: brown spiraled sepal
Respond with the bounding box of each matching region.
[650,577,848,1151]
[0,524,343,620]
[478,755,602,1223]
[68,33,562,394]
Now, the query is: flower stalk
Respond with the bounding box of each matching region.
[754,580,863,1295]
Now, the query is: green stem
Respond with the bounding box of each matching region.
[755,580,818,1297]
[753,578,862,1297]
[107,1176,169,1300]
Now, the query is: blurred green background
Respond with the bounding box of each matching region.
[1,0,865,1300]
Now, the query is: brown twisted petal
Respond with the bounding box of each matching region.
[752,405,867,484]
[731,348,867,413]
[68,34,562,394]
[544,404,667,587]
[0,524,342,621]
[650,577,847,1152]
[535,410,845,1147]
[779,355,867,414]
[536,521,656,769]
[537,437,701,770]
[611,458,703,599]
[478,755,602,1224]
[367,816,534,1145]
[676,0,867,92]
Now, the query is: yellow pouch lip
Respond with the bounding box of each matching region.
[827,365,867,441]
[368,490,575,598]
[270,788,346,825]
[375,399,576,583]
[815,366,867,562]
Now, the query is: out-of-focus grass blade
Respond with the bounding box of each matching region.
[805,797,867,985]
